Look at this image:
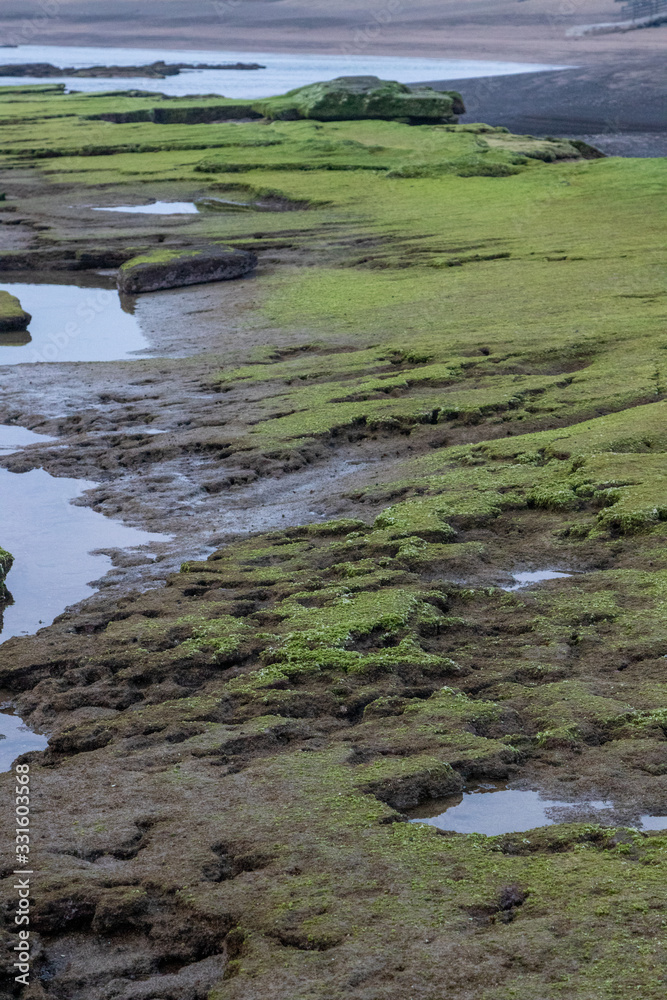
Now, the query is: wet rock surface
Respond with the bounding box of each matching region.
[117,245,258,294]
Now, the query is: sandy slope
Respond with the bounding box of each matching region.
[1,0,667,63]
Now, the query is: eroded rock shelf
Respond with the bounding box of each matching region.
[0,75,665,1000]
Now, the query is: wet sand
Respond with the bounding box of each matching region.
[420,52,667,154]
[2,0,667,63]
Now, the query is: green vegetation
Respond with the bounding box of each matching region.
[0,81,665,999]
[252,75,463,124]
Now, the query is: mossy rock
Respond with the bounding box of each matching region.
[254,76,464,124]
[0,547,13,598]
[117,244,257,294]
[0,290,31,332]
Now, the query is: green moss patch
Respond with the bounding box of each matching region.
[0,289,31,332]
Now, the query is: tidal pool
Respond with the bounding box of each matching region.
[0,459,169,641]
[0,425,56,453]
[0,280,149,363]
[408,784,667,835]
[0,705,48,771]
[503,570,572,590]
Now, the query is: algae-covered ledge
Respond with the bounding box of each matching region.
[0,75,665,1000]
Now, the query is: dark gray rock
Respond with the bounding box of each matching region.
[117,245,257,294]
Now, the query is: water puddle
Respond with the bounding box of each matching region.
[408,783,667,835]
[0,279,149,363]
[0,703,48,770]
[0,424,56,453]
[93,197,273,215]
[503,570,572,591]
[0,459,169,641]
[93,201,200,215]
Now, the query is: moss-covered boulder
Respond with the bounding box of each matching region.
[0,547,13,598]
[254,76,464,124]
[117,244,257,294]
[0,290,31,332]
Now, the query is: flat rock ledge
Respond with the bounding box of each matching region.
[117,245,258,294]
[0,290,31,332]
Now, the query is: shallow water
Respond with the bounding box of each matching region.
[0,706,48,771]
[503,569,572,590]
[0,280,149,364]
[0,44,573,99]
[408,784,667,835]
[92,198,254,215]
[0,458,169,641]
[0,424,56,453]
[93,201,200,215]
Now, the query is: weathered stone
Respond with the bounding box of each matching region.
[0,289,31,332]
[117,245,257,294]
[254,76,465,124]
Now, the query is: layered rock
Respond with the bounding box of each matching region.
[117,245,257,294]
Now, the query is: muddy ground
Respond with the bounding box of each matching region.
[0,179,424,597]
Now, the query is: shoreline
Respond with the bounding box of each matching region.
[1,0,667,65]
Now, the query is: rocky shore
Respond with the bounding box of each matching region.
[0,76,665,1000]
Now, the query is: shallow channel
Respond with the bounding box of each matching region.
[0,278,149,363]
[408,783,667,835]
[0,704,48,771]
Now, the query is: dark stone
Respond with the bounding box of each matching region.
[117,245,257,294]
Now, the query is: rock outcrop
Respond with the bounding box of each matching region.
[0,290,31,332]
[117,245,258,294]
[254,76,465,124]
[0,547,13,598]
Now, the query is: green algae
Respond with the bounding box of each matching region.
[0,289,31,332]
[252,77,463,124]
[0,81,666,999]
[10,504,667,997]
[118,247,201,269]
